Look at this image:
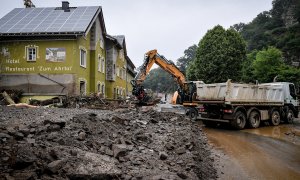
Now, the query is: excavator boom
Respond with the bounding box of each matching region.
[131,49,189,105]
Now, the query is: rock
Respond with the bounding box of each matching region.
[70,150,78,156]
[19,128,30,136]
[0,132,11,139]
[89,113,97,117]
[26,138,35,144]
[49,149,58,159]
[11,172,36,180]
[7,127,17,135]
[176,147,186,155]
[29,128,36,134]
[159,152,168,160]
[112,144,132,158]
[47,160,64,174]
[165,143,175,150]
[177,160,184,164]
[14,132,24,140]
[170,117,178,122]
[105,148,114,157]
[177,172,188,179]
[150,118,159,123]
[47,124,61,132]
[77,131,86,141]
[2,156,9,162]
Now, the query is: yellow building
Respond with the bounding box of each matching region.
[105,35,136,99]
[0,2,136,99]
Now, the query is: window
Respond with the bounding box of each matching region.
[27,47,36,61]
[80,80,86,95]
[98,56,101,72]
[113,64,116,75]
[101,58,105,73]
[97,83,101,92]
[80,49,86,67]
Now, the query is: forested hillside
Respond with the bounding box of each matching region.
[232,0,300,65]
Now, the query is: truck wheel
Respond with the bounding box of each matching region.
[285,109,294,124]
[248,110,260,128]
[189,107,198,121]
[269,110,280,126]
[231,111,246,130]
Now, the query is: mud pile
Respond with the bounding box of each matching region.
[0,106,217,179]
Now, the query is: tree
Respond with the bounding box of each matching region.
[176,44,197,74]
[277,65,300,88]
[187,25,246,83]
[236,0,300,64]
[241,50,257,83]
[142,68,177,93]
[253,46,283,83]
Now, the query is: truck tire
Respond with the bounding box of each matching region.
[189,107,198,121]
[285,109,295,124]
[231,111,246,130]
[248,110,260,128]
[269,110,280,126]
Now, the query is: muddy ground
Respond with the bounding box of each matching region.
[204,117,300,180]
[0,105,217,180]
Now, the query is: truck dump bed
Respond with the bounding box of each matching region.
[195,80,284,105]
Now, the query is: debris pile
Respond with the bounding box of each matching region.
[0,106,217,179]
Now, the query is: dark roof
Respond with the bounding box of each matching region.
[105,34,122,49]
[126,56,136,69]
[0,6,104,36]
[113,35,127,55]
[113,35,125,48]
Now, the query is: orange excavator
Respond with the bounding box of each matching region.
[131,49,196,105]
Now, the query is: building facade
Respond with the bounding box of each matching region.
[0,2,135,99]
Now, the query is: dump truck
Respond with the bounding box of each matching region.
[189,80,299,129]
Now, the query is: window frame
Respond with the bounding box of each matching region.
[80,49,87,68]
[101,58,105,73]
[98,55,101,72]
[27,47,37,61]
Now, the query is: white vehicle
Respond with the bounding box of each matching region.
[193,80,299,129]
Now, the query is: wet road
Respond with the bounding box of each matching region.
[204,119,300,180]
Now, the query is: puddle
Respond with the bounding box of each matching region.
[243,123,300,145]
[204,120,300,180]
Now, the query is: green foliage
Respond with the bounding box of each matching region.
[142,68,177,93]
[176,44,197,74]
[187,25,246,83]
[253,47,283,82]
[235,0,300,64]
[277,65,300,87]
[241,50,257,83]
[246,47,300,87]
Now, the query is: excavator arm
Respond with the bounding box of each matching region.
[131,49,188,104]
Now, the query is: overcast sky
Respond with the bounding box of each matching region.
[0,0,273,67]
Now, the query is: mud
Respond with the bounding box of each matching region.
[204,119,300,180]
[0,106,217,179]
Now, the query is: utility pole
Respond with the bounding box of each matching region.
[24,0,35,8]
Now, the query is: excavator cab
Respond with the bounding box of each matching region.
[131,49,198,106]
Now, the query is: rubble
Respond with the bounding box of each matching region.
[0,105,217,179]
